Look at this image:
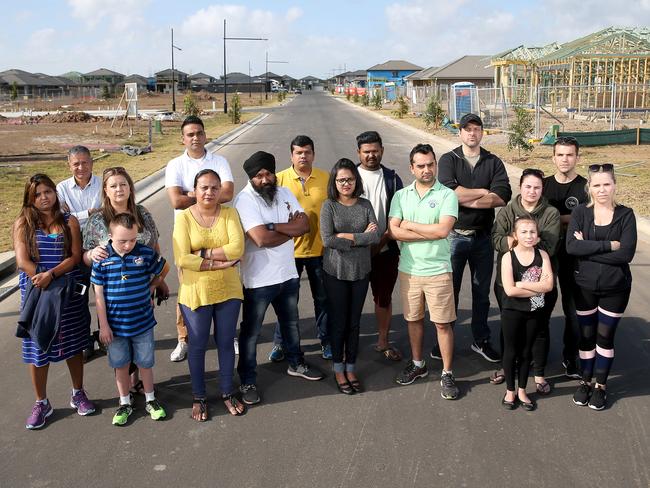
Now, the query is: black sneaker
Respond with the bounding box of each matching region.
[395,361,428,386]
[239,384,260,405]
[562,359,581,380]
[573,381,592,406]
[440,372,459,400]
[471,340,501,363]
[287,362,324,381]
[588,386,607,411]
[429,344,442,360]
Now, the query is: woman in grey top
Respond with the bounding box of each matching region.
[320,158,380,395]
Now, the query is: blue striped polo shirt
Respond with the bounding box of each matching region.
[91,242,165,337]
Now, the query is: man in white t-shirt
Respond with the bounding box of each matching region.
[165,115,235,362]
[234,151,324,406]
[356,131,404,362]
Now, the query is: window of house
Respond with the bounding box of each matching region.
[392,71,399,77]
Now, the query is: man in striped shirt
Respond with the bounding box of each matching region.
[91,213,168,425]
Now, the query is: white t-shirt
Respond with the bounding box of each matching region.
[358,166,388,251]
[165,149,234,214]
[234,183,303,289]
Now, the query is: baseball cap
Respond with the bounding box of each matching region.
[459,113,483,129]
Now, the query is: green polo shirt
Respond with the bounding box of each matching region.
[388,179,458,277]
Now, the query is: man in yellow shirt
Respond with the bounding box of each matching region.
[272,135,332,360]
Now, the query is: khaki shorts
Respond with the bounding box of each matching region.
[399,271,456,324]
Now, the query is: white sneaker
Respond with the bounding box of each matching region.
[234,338,239,355]
[170,341,188,362]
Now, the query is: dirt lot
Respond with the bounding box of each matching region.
[341,96,650,218]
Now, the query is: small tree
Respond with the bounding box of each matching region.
[10,81,18,101]
[371,90,383,110]
[508,105,534,160]
[346,91,351,101]
[391,96,409,119]
[361,93,369,106]
[101,85,110,100]
[353,92,359,103]
[422,94,444,128]
[230,93,242,124]
[183,92,200,116]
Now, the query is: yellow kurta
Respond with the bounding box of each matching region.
[276,165,329,258]
[173,206,244,310]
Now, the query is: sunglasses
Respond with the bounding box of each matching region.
[588,163,614,173]
[103,166,127,175]
[522,168,545,179]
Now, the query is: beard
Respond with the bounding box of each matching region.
[253,181,277,205]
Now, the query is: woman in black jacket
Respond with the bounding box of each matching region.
[566,164,636,411]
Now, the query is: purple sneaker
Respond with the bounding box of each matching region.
[70,390,96,416]
[26,401,53,430]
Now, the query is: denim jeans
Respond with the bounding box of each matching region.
[448,230,494,343]
[273,257,330,347]
[238,278,303,385]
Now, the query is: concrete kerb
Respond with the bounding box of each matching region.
[334,96,650,243]
[0,112,269,301]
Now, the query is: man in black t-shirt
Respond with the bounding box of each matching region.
[542,136,587,379]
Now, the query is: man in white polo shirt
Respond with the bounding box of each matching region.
[57,145,102,228]
[234,151,324,406]
[165,115,234,362]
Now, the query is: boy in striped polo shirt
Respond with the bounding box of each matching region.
[91,214,168,425]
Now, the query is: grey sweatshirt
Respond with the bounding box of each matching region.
[320,198,380,281]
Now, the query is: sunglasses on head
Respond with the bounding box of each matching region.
[588,163,614,173]
[522,168,544,179]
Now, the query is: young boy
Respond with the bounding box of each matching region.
[91,213,169,425]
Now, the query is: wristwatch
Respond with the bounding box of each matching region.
[265,223,275,231]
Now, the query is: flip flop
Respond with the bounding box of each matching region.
[535,381,552,396]
[223,394,246,416]
[192,398,208,422]
[490,370,505,385]
[374,345,402,361]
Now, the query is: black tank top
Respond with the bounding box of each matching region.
[503,248,545,312]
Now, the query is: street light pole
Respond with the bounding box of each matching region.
[222,19,266,114]
[170,28,182,112]
[265,51,289,100]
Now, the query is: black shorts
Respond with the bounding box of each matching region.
[574,286,631,314]
[369,249,399,308]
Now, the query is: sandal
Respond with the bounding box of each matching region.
[348,379,362,393]
[490,370,505,385]
[374,345,402,361]
[223,394,246,416]
[535,381,552,396]
[129,380,145,396]
[336,379,355,395]
[192,398,209,422]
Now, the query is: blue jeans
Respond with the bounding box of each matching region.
[180,300,241,397]
[273,257,330,347]
[449,230,494,343]
[238,278,303,385]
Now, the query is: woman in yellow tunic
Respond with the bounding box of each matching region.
[173,169,245,421]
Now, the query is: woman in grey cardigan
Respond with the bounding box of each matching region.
[320,158,380,395]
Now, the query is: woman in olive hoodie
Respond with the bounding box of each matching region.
[491,169,561,394]
[566,164,636,411]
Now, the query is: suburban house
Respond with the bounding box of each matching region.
[0,69,73,99]
[123,74,151,93]
[367,60,423,100]
[82,68,125,95]
[155,68,189,93]
[329,70,367,94]
[189,72,217,91]
[299,75,323,89]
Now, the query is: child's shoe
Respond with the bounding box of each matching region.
[145,399,166,420]
[112,403,133,426]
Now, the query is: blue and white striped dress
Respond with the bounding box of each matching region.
[19,227,90,366]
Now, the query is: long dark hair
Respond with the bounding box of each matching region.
[327,158,363,201]
[14,173,72,261]
[101,167,144,231]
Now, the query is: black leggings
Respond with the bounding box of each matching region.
[501,309,541,391]
[574,287,630,385]
[323,272,370,366]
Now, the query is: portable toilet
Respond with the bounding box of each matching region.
[449,82,479,124]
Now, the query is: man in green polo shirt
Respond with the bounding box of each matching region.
[388,143,460,400]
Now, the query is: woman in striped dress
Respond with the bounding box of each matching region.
[13,174,95,430]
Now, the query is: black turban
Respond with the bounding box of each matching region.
[243,151,276,179]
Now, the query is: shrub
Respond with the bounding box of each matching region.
[361,93,369,106]
[422,95,445,128]
[508,105,534,159]
[183,92,200,117]
[391,96,409,119]
[371,90,383,110]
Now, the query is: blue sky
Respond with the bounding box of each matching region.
[2,0,649,79]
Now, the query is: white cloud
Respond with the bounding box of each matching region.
[286,7,303,23]
[67,0,150,30]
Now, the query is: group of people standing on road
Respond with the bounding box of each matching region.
[12,112,637,430]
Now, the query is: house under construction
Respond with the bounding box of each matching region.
[491,27,650,111]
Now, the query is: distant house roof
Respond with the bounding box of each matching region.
[155,68,188,77]
[257,71,282,80]
[125,74,149,84]
[60,71,83,81]
[0,69,62,86]
[300,75,322,82]
[427,55,493,80]
[281,74,296,81]
[189,72,214,80]
[84,68,124,77]
[367,60,423,71]
[220,72,253,83]
[405,66,439,80]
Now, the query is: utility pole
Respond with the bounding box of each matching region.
[170,28,182,112]
[222,19,266,114]
[265,51,288,100]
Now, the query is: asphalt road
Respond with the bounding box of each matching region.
[1,91,649,488]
